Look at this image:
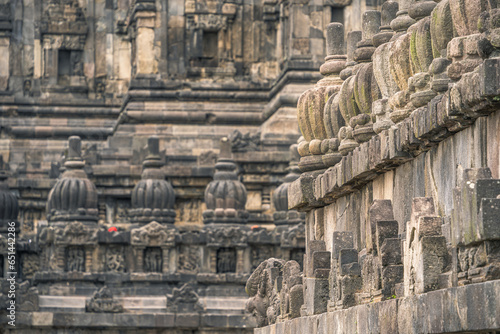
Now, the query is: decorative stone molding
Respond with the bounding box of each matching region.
[167,283,204,312]
[203,138,249,224]
[86,287,124,313]
[206,225,248,248]
[56,221,99,245]
[129,136,176,225]
[131,221,176,247]
[297,23,346,172]
[46,136,98,224]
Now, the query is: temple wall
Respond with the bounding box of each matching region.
[318,110,499,254]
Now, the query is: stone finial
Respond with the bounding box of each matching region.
[147,135,160,158]
[362,11,382,41]
[340,31,362,80]
[203,137,248,224]
[409,0,437,21]
[346,31,362,63]
[354,12,381,63]
[219,137,232,159]
[320,23,347,77]
[373,1,399,47]
[67,136,82,160]
[64,136,85,170]
[297,22,346,172]
[390,0,416,36]
[326,23,345,56]
[273,144,305,225]
[381,1,399,27]
[46,136,98,224]
[130,136,176,224]
[143,136,163,169]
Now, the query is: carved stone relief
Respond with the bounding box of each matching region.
[66,247,85,272]
[144,247,163,273]
[20,254,40,280]
[106,246,126,273]
[178,246,200,274]
[217,247,236,273]
[131,221,175,247]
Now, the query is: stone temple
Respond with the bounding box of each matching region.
[0,0,500,333]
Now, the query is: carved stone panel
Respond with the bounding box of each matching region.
[66,247,85,272]
[178,246,200,274]
[56,221,98,245]
[106,246,126,273]
[206,226,247,248]
[217,247,236,273]
[86,287,123,313]
[144,247,163,273]
[131,221,176,247]
[20,254,40,280]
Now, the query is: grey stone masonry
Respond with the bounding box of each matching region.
[248,0,500,333]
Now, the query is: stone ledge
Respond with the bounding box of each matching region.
[9,312,253,329]
[290,58,500,211]
[256,280,500,334]
[33,271,250,285]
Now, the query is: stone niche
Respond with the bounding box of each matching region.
[65,246,85,272]
[186,4,238,78]
[216,247,237,273]
[40,0,88,94]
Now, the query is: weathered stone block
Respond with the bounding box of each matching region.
[306,240,326,277]
[418,236,450,293]
[312,251,331,272]
[339,275,362,309]
[339,249,358,266]
[479,196,500,240]
[175,313,200,328]
[381,265,403,297]
[289,284,304,319]
[452,168,500,246]
[367,200,395,254]
[340,262,361,276]
[331,231,354,261]
[380,238,402,266]
[375,220,398,254]
[289,173,325,211]
[304,277,329,315]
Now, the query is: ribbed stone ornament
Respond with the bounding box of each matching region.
[46,136,98,224]
[130,136,176,224]
[272,144,305,225]
[203,137,248,224]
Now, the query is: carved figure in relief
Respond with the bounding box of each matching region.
[217,247,236,273]
[66,247,85,272]
[144,247,163,273]
[178,246,199,273]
